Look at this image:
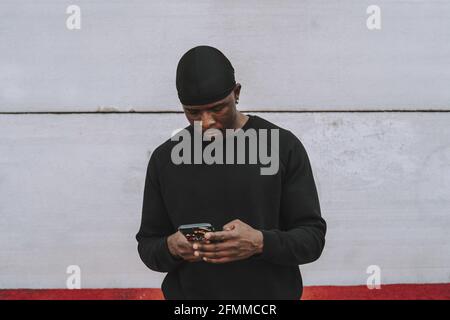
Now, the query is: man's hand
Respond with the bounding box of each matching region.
[192,219,264,264]
[167,231,210,262]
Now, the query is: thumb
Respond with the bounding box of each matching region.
[223,222,237,231]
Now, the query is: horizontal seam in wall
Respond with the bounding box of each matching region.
[1,109,450,115]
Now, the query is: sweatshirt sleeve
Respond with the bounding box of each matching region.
[136,150,185,273]
[255,136,327,266]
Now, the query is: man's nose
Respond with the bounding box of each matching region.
[200,111,215,130]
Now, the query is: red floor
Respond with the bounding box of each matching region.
[1,283,449,300]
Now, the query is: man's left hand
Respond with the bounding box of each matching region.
[192,219,264,264]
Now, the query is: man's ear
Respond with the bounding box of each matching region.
[234,83,242,102]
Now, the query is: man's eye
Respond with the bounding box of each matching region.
[188,110,199,115]
[212,106,223,112]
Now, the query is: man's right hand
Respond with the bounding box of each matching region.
[167,231,209,262]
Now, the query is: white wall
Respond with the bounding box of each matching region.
[1,0,450,111]
[0,1,449,289]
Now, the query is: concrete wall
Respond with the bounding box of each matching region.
[1,0,450,111]
[0,1,449,289]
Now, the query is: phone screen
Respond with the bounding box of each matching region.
[178,223,216,242]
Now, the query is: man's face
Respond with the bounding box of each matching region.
[182,84,241,135]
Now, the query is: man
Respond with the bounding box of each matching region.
[136,45,326,299]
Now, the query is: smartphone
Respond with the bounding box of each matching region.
[178,223,216,242]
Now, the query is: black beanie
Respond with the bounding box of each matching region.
[176,46,236,106]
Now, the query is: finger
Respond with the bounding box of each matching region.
[191,241,203,248]
[192,242,203,250]
[180,242,195,251]
[193,242,233,252]
[202,256,235,264]
[222,225,234,231]
[181,241,201,253]
[196,250,235,259]
[181,251,203,261]
[185,256,202,262]
[222,220,238,231]
[204,230,236,241]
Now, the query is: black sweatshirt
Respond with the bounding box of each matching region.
[136,114,326,300]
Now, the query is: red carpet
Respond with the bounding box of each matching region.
[1,283,449,300]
